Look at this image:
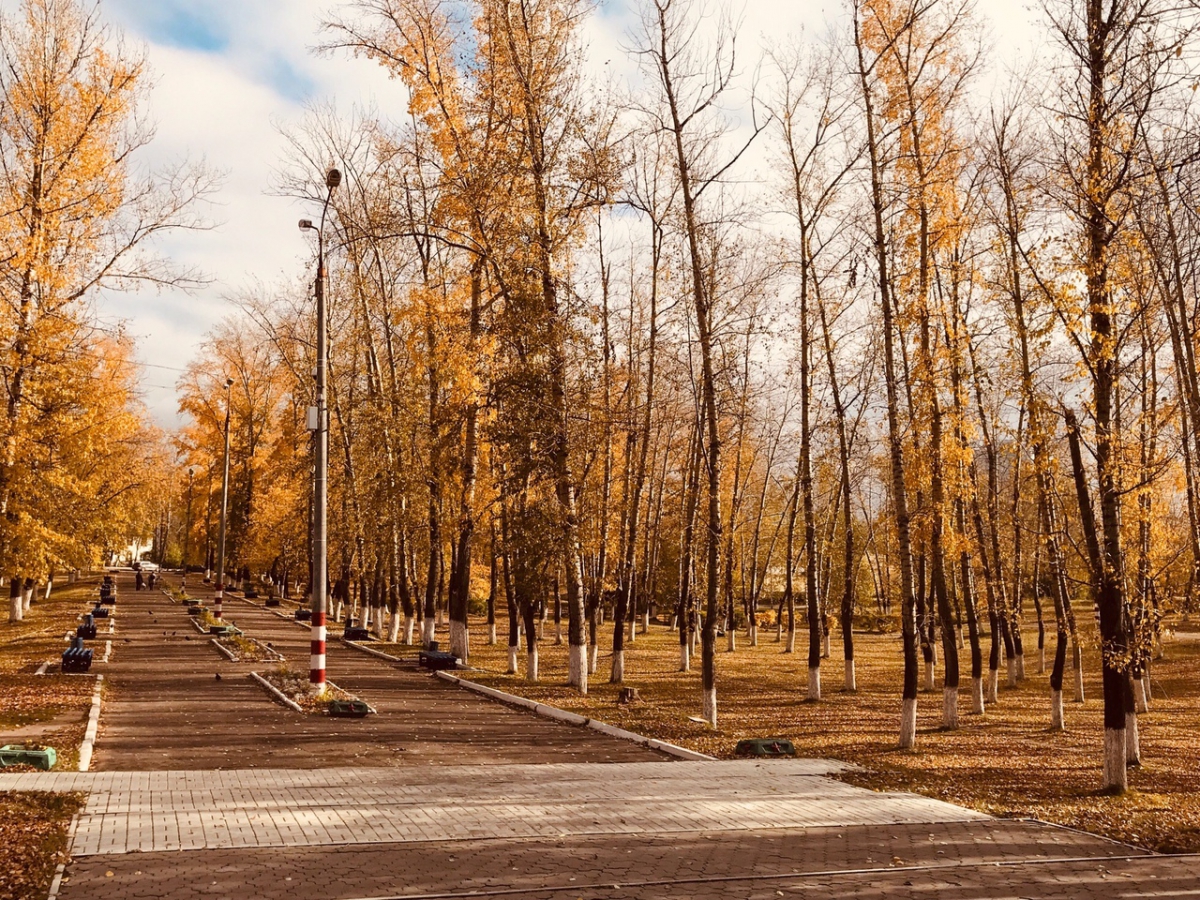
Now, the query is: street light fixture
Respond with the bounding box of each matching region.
[300,166,340,696]
[215,377,234,621]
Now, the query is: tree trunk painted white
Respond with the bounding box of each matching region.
[525,647,538,682]
[669,614,676,631]
[422,617,436,647]
[726,627,736,652]
[1016,653,1026,681]
[807,666,821,701]
[487,623,497,645]
[588,641,597,674]
[403,616,414,645]
[23,586,33,612]
[372,613,384,639]
[1133,675,1149,714]
[437,608,444,627]
[679,642,690,672]
[388,611,400,643]
[1073,643,1085,703]
[899,697,917,749]
[8,595,22,623]
[776,621,783,642]
[641,610,649,633]
[1103,728,1127,791]
[923,658,936,692]
[987,668,999,704]
[598,606,604,625]
[628,616,636,643]
[1141,671,1152,709]
[844,659,857,693]
[338,601,347,624]
[536,618,543,640]
[942,686,958,730]
[1006,656,1017,688]
[610,648,625,683]
[1126,711,1140,765]
[568,643,587,694]
[450,620,469,663]
[554,621,562,645]
[702,686,717,728]
[971,676,984,715]
[1050,688,1064,731]
[690,626,697,654]
[785,627,795,654]
[69,570,77,584]
[506,645,518,674]
[749,623,757,647]
[44,579,52,600]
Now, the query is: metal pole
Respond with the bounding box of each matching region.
[311,239,328,694]
[184,469,194,571]
[215,380,233,620]
[302,167,340,696]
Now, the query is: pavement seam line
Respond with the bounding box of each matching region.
[434,670,716,761]
[249,671,304,712]
[77,674,104,772]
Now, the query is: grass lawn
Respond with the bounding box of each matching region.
[1,574,104,900]
[374,610,1200,853]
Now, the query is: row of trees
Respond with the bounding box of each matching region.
[0,0,213,619]
[172,0,1200,792]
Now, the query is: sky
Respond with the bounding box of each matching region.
[0,0,1045,427]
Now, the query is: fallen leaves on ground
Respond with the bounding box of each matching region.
[0,792,83,900]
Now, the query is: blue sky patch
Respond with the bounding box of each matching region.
[111,0,230,53]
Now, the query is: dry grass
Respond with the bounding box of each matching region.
[433,613,1200,853]
[258,665,355,713]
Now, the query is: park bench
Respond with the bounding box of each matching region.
[418,649,459,671]
[343,617,371,641]
[295,608,312,621]
[77,615,97,640]
[90,604,110,619]
[61,636,93,673]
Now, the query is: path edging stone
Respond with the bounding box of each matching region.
[435,671,715,761]
[77,674,103,772]
[249,671,303,713]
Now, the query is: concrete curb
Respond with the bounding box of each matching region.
[210,637,237,661]
[434,671,716,761]
[249,671,304,713]
[78,674,104,772]
[338,637,416,665]
[46,812,81,900]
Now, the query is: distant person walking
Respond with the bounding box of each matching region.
[135,569,144,591]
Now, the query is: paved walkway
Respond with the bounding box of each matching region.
[4,573,1197,899]
[91,580,654,768]
[2,760,984,855]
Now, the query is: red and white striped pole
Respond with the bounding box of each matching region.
[310,610,326,691]
[214,583,223,621]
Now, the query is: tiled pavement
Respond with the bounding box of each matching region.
[0,760,983,855]
[8,575,1198,899]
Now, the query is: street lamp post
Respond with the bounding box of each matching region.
[184,467,195,572]
[215,377,234,621]
[300,166,341,696]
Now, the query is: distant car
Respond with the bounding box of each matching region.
[138,560,160,571]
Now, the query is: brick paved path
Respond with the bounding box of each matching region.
[6,574,1196,899]
[92,578,656,769]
